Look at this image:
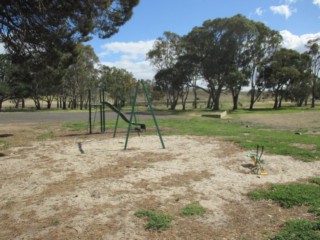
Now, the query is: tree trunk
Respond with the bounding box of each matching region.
[169,99,178,110]
[192,87,198,109]
[232,94,239,110]
[273,93,278,109]
[212,85,223,111]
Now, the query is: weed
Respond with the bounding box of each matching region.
[309,178,320,186]
[134,209,175,232]
[271,219,320,240]
[248,183,320,214]
[63,122,87,131]
[50,219,60,226]
[249,179,320,239]
[181,203,206,216]
[155,117,320,162]
[5,200,15,209]
[0,139,11,150]
[36,131,54,141]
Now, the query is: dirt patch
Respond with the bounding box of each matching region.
[237,111,320,133]
[0,134,319,239]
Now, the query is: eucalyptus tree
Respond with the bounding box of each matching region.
[0,54,12,109]
[248,23,282,110]
[147,32,186,109]
[306,38,320,107]
[63,44,99,109]
[223,15,257,110]
[154,64,188,110]
[185,16,248,111]
[184,18,223,110]
[98,65,136,106]
[0,0,139,62]
[261,48,302,109]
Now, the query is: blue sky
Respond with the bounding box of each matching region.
[89,0,320,80]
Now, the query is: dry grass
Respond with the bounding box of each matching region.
[0,113,319,240]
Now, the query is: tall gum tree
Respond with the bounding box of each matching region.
[306,38,320,107]
[147,32,185,109]
[248,23,282,110]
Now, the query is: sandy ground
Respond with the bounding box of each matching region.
[1,134,319,239]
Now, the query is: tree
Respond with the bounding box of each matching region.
[98,65,136,106]
[287,52,312,106]
[248,22,282,110]
[262,48,302,109]
[154,65,187,110]
[306,38,320,107]
[223,15,256,110]
[147,32,185,109]
[63,44,99,109]
[0,0,139,61]
[0,54,12,109]
[185,17,238,111]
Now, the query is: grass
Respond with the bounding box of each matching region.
[154,117,320,162]
[36,131,55,141]
[62,108,320,162]
[248,178,320,239]
[271,219,320,240]
[134,203,207,233]
[0,139,11,150]
[181,203,206,216]
[134,210,175,232]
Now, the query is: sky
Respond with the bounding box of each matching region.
[89,0,320,80]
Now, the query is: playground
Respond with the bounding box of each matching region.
[0,109,319,239]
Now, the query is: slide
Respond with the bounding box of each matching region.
[102,101,146,130]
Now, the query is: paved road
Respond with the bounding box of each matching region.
[0,111,160,124]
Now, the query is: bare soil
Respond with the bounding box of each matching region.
[0,121,319,240]
[236,111,320,133]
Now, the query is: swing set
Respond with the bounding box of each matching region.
[88,80,165,150]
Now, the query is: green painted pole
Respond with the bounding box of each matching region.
[124,82,140,150]
[99,90,103,133]
[88,90,92,134]
[102,90,106,132]
[141,80,165,149]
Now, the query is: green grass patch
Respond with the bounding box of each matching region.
[248,180,320,239]
[309,178,320,186]
[181,203,206,216]
[36,131,54,141]
[63,122,88,131]
[0,139,11,150]
[134,209,175,232]
[153,117,320,162]
[271,219,320,240]
[248,182,320,215]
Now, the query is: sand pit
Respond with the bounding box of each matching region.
[1,135,319,239]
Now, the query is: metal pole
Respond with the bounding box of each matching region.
[88,90,92,134]
[141,80,165,149]
[99,90,103,133]
[124,82,140,150]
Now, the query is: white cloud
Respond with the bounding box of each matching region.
[98,31,320,80]
[255,7,263,16]
[100,60,155,80]
[0,43,6,54]
[313,0,320,7]
[99,40,155,61]
[280,30,320,52]
[284,0,297,4]
[98,40,156,80]
[270,5,295,19]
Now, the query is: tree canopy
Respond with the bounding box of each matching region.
[0,0,139,61]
